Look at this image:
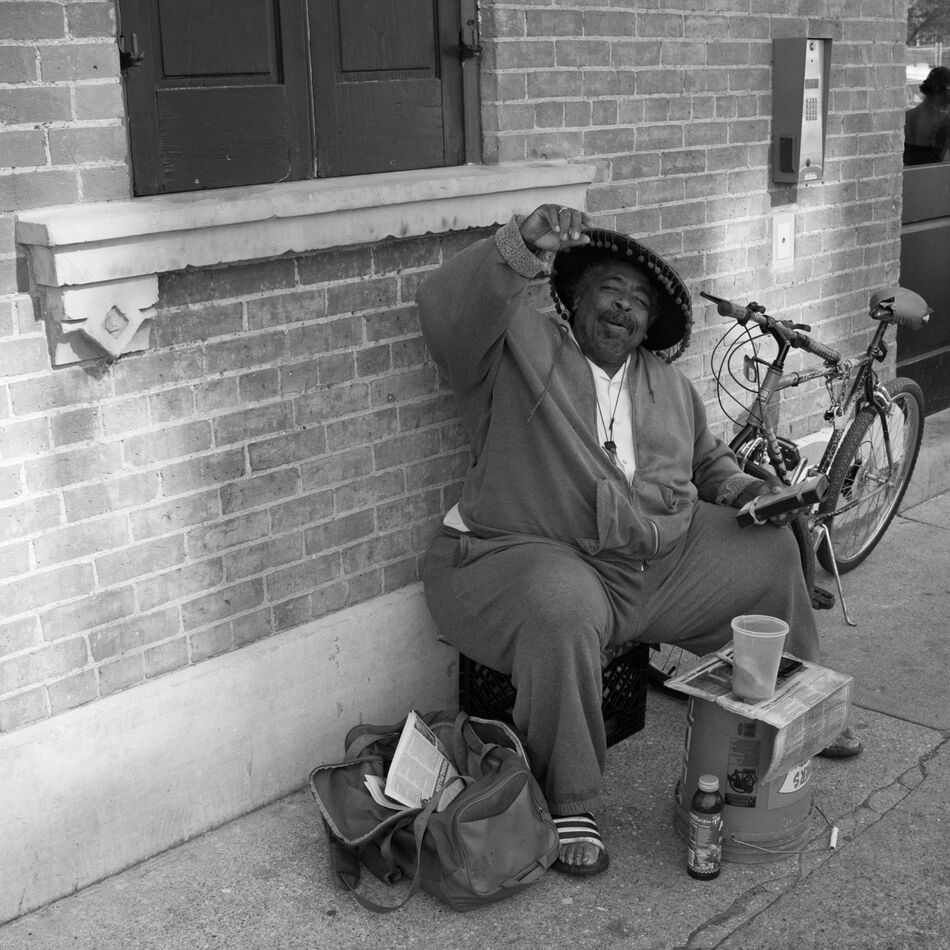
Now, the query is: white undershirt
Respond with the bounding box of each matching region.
[586,352,637,484]
[442,346,637,531]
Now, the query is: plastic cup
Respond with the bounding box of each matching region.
[730,615,789,702]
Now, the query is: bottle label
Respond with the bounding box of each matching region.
[687,812,723,876]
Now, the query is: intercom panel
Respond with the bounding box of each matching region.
[773,38,832,184]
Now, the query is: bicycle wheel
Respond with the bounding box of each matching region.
[817,378,924,574]
[646,459,816,691]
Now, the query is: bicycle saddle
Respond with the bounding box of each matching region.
[869,286,931,330]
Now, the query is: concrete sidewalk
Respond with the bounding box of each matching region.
[4,411,949,950]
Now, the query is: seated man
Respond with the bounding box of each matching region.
[416,204,859,878]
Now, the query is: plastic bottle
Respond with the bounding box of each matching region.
[687,774,723,880]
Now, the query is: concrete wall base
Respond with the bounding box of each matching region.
[0,585,456,924]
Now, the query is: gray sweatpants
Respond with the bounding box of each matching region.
[422,500,818,817]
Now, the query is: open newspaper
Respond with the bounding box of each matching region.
[665,649,852,783]
[370,711,463,812]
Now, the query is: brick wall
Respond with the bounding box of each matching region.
[1,1,908,733]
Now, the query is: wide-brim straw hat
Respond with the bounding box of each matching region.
[551,229,693,363]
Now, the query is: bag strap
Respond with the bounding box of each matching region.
[320,817,361,892]
[339,792,442,913]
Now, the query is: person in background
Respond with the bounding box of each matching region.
[416,205,861,878]
[904,65,950,166]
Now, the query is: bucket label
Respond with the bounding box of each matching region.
[778,760,812,794]
[724,738,759,807]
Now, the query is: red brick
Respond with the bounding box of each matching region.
[143,638,189,678]
[204,332,287,375]
[123,421,213,467]
[180,578,265,631]
[345,570,382,605]
[62,471,159,522]
[2,3,67,41]
[341,529,413,575]
[213,403,294,446]
[300,447,373,491]
[26,443,124,492]
[0,85,71,124]
[77,164,129,201]
[161,450,245,499]
[10,360,111,413]
[88,608,178,661]
[40,584,135,641]
[151,302,243,348]
[295,381,370,426]
[0,465,23,510]
[396,393,458,431]
[98,653,144,697]
[0,492,61,543]
[95,534,186,586]
[0,687,49,732]
[493,40,555,70]
[266,554,339,602]
[333,470,405,513]
[0,168,80,209]
[99,395,149,438]
[246,289,326,330]
[270,489,334,534]
[50,406,99,446]
[0,46,38,83]
[66,1,116,37]
[0,615,40,657]
[373,430,440,469]
[187,510,269,557]
[0,417,50,459]
[0,636,87,693]
[376,489,442,532]
[47,669,98,714]
[39,42,118,82]
[356,344,391,378]
[112,348,204,395]
[297,245,373,285]
[0,128,46,169]
[232,609,274,647]
[134,560,224,613]
[239,368,280,404]
[325,409,397,455]
[304,510,375,554]
[326,277,398,316]
[290,315,362,352]
[129,488,221,541]
[190,622,233,662]
[220,468,298,514]
[247,426,327,472]
[0,563,93,617]
[223,534,302,581]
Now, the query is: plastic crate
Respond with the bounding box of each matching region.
[458,641,649,747]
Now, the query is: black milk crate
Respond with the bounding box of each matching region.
[458,641,649,747]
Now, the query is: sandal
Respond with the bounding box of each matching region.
[551,813,610,877]
[817,726,863,759]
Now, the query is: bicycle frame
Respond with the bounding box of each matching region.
[732,317,900,626]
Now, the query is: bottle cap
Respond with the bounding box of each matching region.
[698,774,719,792]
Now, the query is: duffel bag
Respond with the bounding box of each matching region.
[309,708,559,912]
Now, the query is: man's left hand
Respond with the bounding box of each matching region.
[750,476,797,526]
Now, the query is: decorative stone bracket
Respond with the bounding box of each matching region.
[15,161,596,366]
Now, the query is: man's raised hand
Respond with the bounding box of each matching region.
[519,204,596,253]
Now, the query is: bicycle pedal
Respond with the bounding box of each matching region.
[811,585,836,610]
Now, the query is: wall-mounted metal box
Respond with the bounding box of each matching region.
[772,38,832,184]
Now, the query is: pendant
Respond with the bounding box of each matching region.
[603,440,617,453]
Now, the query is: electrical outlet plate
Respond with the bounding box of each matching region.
[772,213,795,266]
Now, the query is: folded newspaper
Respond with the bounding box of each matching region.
[374,711,464,812]
[665,650,852,783]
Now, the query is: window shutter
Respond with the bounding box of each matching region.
[120,0,312,195]
[309,0,465,176]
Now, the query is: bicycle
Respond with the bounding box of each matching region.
[648,285,931,687]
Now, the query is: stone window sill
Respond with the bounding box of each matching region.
[15,161,596,366]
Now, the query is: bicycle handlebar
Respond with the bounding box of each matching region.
[699,291,841,364]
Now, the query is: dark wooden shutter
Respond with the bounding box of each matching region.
[309,0,465,176]
[119,0,312,195]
